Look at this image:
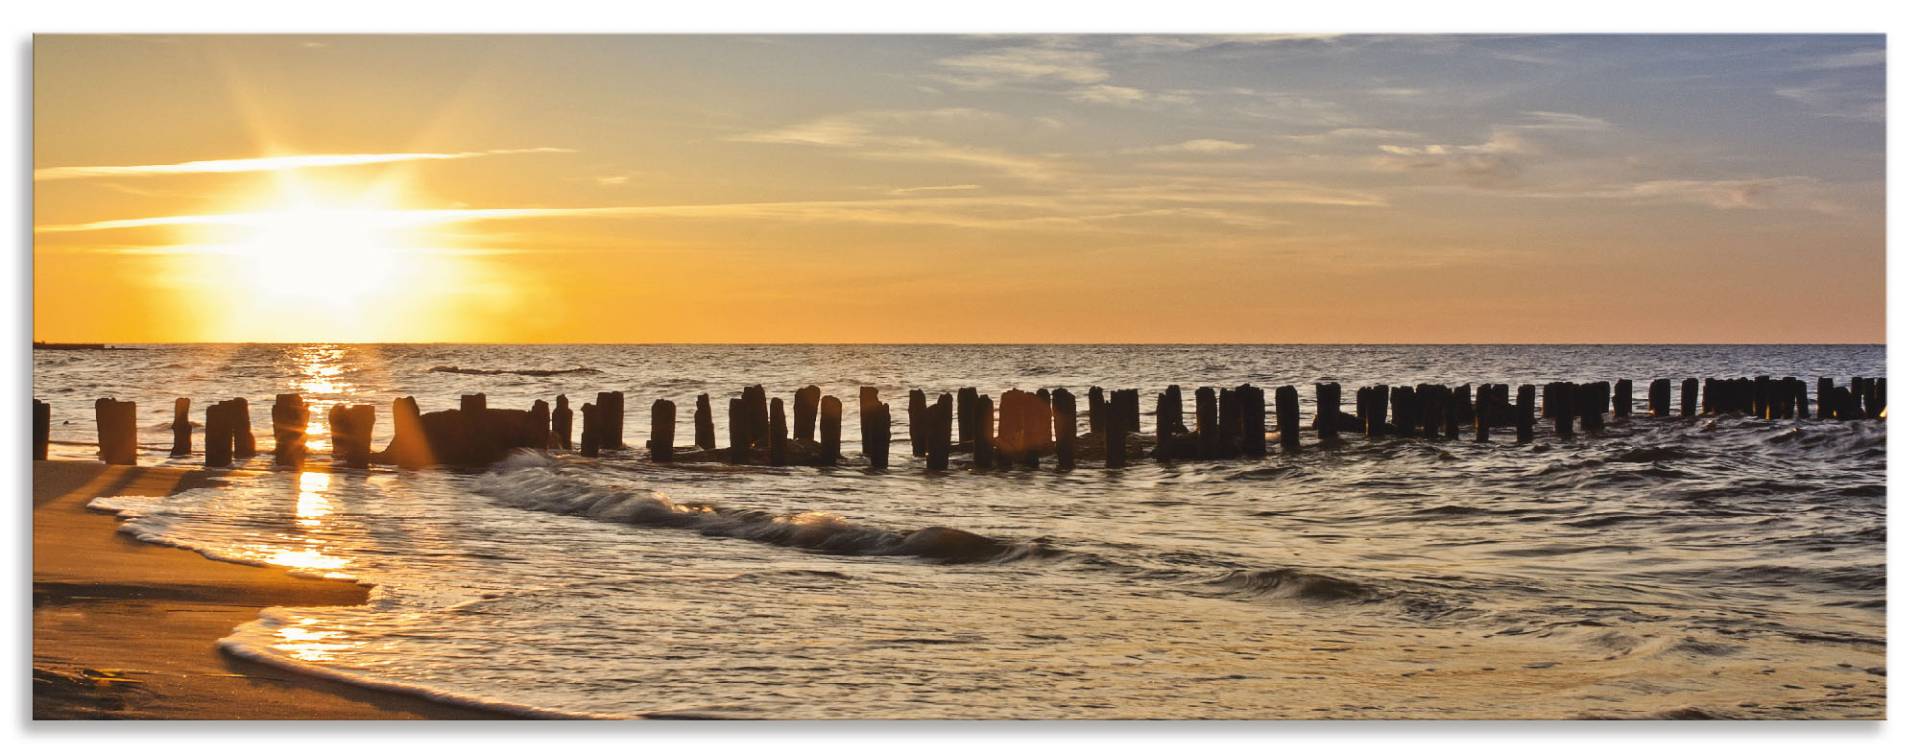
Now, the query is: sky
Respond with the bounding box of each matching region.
[33,34,1885,343]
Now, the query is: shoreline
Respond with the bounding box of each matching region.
[32,460,512,720]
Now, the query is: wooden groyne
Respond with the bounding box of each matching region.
[36,372,1887,470]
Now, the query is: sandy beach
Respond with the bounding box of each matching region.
[31,460,508,720]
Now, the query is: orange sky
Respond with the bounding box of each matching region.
[33,35,1886,343]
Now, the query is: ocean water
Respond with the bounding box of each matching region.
[35,344,1886,719]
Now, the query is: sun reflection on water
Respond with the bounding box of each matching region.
[274,617,357,663]
[296,471,334,527]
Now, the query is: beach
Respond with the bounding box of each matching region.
[31,460,506,720]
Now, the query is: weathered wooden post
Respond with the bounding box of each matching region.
[1088,387,1108,436]
[1314,383,1340,442]
[1581,382,1608,432]
[795,386,821,443]
[231,399,256,458]
[972,394,995,470]
[1389,386,1416,437]
[33,399,50,461]
[1104,395,1127,469]
[1240,385,1266,458]
[927,393,954,471]
[737,386,760,449]
[725,399,746,464]
[554,395,574,450]
[1023,390,1047,467]
[385,396,428,467]
[204,401,232,467]
[1118,389,1142,434]
[1219,387,1243,454]
[1153,388,1178,461]
[328,404,373,468]
[1052,389,1076,469]
[994,390,1022,470]
[1515,385,1535,443]
[603,391,628,449]
[1681,378,1699,418]
[1547,383,1573,438]
[1275,386,1300,450]
[766,398,787,467]
[957,387,978,444]
[693,394,715,449]
[581,403,602,458]
[1443,386,1462,440]
[1792,378,1810,419]
[868,400,891,469]
[1196,387,1221,457]
[1816,377,1835,419]
[1473,385,1492,442]
[1163,385,1186,434]
[94,398,138,465]
[272,394,308,468]
[1612,379,1632,419]
[908,389,928,457]
[1363,385,1390,439]
[528,399,551,449]
[462,393,487,413]
[171,397,192,456]
[650,399,676,463]
[1649,379,1671,417]
[819,396,842,465]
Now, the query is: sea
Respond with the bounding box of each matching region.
[33,344,1887,719]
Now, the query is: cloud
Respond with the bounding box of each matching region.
[1374,132,1535,182]
[1516,111,1612,131]
[932,44,1109,89]
[1776,83,1885,122]
[1580,177,1840,212]
[1123,139,1252,155]
[1280,127,1422,143]
[889,184,982,195]
[1796,48,1884,71]
[34,147,572,181]
[730,109,1060,181]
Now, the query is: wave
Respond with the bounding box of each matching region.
[474,458,1057,565]
[428,365,603,377]
[220,609,612,719]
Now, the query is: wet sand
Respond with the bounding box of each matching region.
[32,460,509,720]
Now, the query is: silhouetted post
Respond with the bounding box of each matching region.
[766,398,787,466]
[1314,383,1340,442]
[1473,385,1492,442]
[462,393,487,413]
[1389,386,1416,437]
[1816,378,1834,419]
[93,399,137,464]
[229,398,256,458]
[994,390,1021,470]
[205,401,233,467]
[1649,379,1671,417]
[972,395,996,470]
[1275,386,1300,450]
[554,395,574,450]
[385,396,428,467]
[725,399,746,464]
[1023,390,1047,467]
[603,391,628,449]
[927,393,954,471]
[908,389,928,457]
[582,403,602,458]
[1051,389,1076,469]
[651,399,676,463]
[869,402,891,469]
[171,397,192,456]
[795,386,821,442]
[1219,387,1243,454]
[1681,378,1699,418]
[1363,386,1390,439]
[1118,389,1142,434]
[272,394,308,468]
[1581,382,1607,432]
[1793,378,1810,419]
[859,388,888,468]
[1443,386,1462,440]
[957,388,978,443]
[1874,378,1887,419]
[819,396,843,466]
[1515,385,1535,443]
[1195,387,1220,457]
[1088,387,1108,435]
[528,399,551,449]
[1240,385,1266,458]
[1153,388,1178,461]
[1104,397,1127,469]
[1612,379,1632,419]
[1163,385,1186,434]
[33,399,50,461]
[693,394,715,449]
[329,404,373,468]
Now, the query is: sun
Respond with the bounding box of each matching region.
[174,170,479,342]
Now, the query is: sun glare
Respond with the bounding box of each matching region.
[171,169,493,342]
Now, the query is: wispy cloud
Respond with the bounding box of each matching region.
[731,109,1061,181]
[1796,47,1884,71]
[34,147,573,181]
[931,43,1109,89]
[1776,82,1885,121]
[1515,111,1612,131]
[1122,139,1252,155]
